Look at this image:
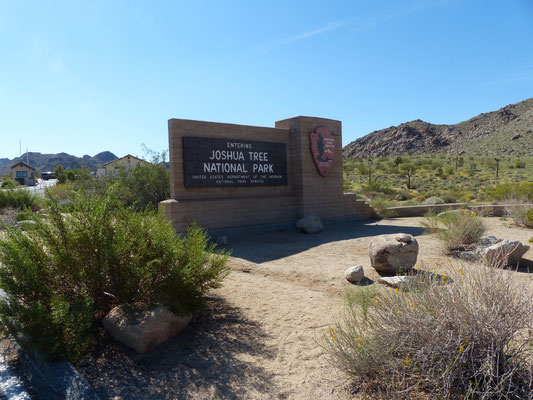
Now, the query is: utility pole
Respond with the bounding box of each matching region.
[368,158,373,183]
[495,157,500,178]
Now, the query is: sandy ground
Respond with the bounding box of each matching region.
[70,217,533,399]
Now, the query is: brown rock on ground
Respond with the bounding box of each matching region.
[103,305,192,353]
[368,233,419,273]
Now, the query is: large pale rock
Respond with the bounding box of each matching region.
[103,305,192,353]
[296,215,323,234]
[344,266,365,283]
[481,240,530,268]
[368,234,419,273]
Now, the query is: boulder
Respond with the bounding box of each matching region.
[344,266,365,283]
[368,234,419,273]
[481,240,530,268]
[296,215,323,234]
[103,305,192,353]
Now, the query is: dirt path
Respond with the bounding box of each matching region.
[75,217,533,399]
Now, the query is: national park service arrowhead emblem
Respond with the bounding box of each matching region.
[309,126,336,177]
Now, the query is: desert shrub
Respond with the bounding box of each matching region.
[325,266,533,399]
[0,190,229,360]
[15,207,36,222]
[0,189,39,211]
[44,183,71,202]
[361,181,397,196]
[369,197,397,218]
[112,161,170,210]
[442,191,459,203]
[487,182,533,202]
[423,211,486,253]
[503,200,533,227]
[0,207,18,228]
[420,210,443,234]
[63,151,170,211]
[423,196,444,205]
[1,180,18,189]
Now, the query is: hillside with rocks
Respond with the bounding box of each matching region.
[343,98,533,158]
[0,151,117,175]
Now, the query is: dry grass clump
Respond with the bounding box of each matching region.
[421,211,487,253]
[325,266,533,399]
[504,200,533,228]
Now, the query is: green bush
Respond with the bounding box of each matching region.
[62,152,170,211]
[422,211,486,253]
[369,197,397,218]
[325,266,533,399]
[423,196,444,205]
[0,190,229,360]
[112,162,170,210]
[525,208,533,227]
[1,180,19,189]
[0,189,39,211]
[15,207,36,222]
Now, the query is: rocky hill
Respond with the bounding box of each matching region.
[343,98,533,158]
[0,151,118,176]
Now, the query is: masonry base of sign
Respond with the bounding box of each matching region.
[161,116,373,232]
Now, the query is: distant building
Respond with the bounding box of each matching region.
[96,154,149,178]
[11,161,36,186]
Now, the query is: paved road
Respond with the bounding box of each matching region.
[21,179,57,197]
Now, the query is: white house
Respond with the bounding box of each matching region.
[96,154,150,178]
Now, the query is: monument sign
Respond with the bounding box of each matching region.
[161,116,373,232]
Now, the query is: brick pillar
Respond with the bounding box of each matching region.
[275,116,344,219]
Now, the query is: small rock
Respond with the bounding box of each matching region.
[103,305,192,353]
[344,266,365,283]
[368,234,419,273]
[478,235,501,247]
[512,134,522,140]
[455,250,479,261]
[216,235,228,246]
[481,240,530,268]
[377,276,414,289]
[296,215,323,234]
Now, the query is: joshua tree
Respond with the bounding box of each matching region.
[399,163,417,189]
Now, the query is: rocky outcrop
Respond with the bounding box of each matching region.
[343,98,533,158]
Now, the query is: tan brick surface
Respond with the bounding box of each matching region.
[164,117,371,231]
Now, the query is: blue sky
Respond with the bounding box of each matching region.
[1,0,532,160]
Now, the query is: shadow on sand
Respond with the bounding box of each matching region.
[226,219,425,264]
[78,296,277,400]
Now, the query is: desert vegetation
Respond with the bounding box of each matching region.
[421,210,487,253]
[344,154,533,206]
[0,163,228,360]
[325,266,533,399]
[48,150,170,211]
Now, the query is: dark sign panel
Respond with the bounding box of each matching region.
[182,137,287,187]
